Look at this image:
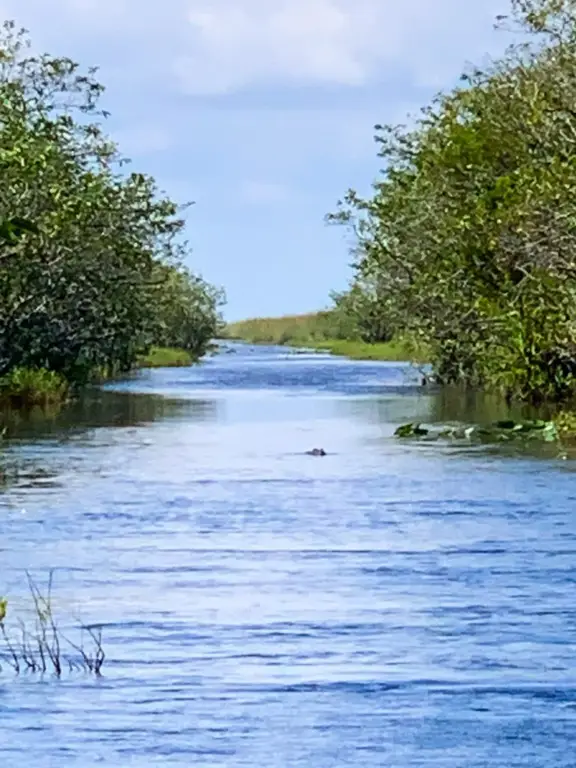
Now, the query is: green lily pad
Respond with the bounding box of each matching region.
[394,418,560,445]
[394,423,429,437]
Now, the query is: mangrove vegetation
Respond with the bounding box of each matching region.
[0,21,224,405]
[328,0,576,404]
[231,1,576,407]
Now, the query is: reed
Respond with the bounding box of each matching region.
[0,572,105,676]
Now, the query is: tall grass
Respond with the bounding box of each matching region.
[312,338,429,363]
[0,572,105,676]
[226,312,337,346]
[0,367,69,407]
[225,313,428,362]
[136,346,193,368]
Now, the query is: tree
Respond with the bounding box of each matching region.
[329,0,576,402]
[153,264,225,358]
[0,21,224,384]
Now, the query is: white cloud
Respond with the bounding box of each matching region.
[4,0,509,95]
[176,0,508,94]
[177,0,367,93]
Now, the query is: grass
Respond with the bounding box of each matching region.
[0,367,69,407]
[0,348,194,409]
[136,346,193,368]
[309,338,428,362]
[225,313,429,363]
[226,312,336,346]
[0,572,105,676]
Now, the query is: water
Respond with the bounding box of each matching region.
[1,343,575,766]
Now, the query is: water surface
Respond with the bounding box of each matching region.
[1,343,575,767]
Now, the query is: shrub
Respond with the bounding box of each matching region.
[0,367,68,407]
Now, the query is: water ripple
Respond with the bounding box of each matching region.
[0,344,575,766]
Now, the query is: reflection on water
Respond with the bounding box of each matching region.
[428,387,542,425]
[0,388,220,492]
[1,387,220,442]
[0,344,575,768]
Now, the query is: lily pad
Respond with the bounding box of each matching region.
[394,418,559,444]
[394,423,429,437]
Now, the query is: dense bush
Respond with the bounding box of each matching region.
[153,264,224,358]
[0,21,223,391]
[329,0,576,403]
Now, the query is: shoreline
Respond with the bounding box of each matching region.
[223,336,428,364]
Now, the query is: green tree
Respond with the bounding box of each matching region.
[0,21,224,385]
[329,0,576,403]
[153,264,225,358]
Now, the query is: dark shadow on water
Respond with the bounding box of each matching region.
[341,393,434,427]
[341,387,537,429]
[0,389,221,492]
[0,388,220,443]
[351,386,544,427]
[428,387,543,425]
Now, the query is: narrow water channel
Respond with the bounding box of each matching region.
[1,343,575,767]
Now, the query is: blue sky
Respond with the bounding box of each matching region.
[3,0,509,320]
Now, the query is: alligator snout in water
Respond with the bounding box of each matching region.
[306,448,326,456]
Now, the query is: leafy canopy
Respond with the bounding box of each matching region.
[329,0,576,403]
[0,21,224,383]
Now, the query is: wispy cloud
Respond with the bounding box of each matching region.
[5,0,508,96]
[177,0,368,94]
[239,180,291,204]
[176,0,508,94]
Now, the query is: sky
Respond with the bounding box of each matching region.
[1,0,510,321]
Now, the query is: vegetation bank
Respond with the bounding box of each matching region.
[225,313,425,362]
[233,1,576,408]
[0,21,224,406]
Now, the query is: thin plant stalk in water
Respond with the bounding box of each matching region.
[0,571,105,676]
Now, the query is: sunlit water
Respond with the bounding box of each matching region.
[1,343,575,766]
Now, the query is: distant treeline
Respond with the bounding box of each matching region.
[0,21,224,401]
[325,0,576,403]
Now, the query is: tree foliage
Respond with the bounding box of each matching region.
[153,264,225,357]
[0,21,223,385]
[329,0,576,402]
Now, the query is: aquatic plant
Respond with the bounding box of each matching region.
[395,419,559,443]
[553,411,576,438]
[0,572,105,676]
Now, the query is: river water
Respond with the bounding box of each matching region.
[1,343,575,766]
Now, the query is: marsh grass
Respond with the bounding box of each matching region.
[136,346,193,368]
[0,367,69,407]
[226,313,429,363]
[310,338,429,363]
[0,572,105,676]
[226,313,334,346]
